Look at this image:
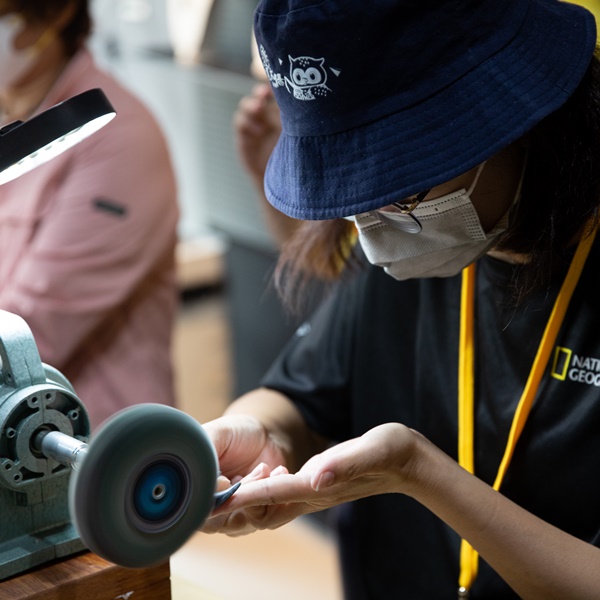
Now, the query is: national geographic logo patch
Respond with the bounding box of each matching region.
[551,346,600,386]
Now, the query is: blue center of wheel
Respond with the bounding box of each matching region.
[133,460,183,522]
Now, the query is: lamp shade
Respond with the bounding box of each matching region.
[0,88,116,185]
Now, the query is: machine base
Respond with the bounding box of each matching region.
[0,521,84,581]
[0,551,171,599]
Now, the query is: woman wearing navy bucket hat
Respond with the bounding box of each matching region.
[203,0,600,597]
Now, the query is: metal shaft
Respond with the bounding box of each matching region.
[36,431,88,471]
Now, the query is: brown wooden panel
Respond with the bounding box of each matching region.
[0,552,171,600]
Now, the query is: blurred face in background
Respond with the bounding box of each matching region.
[0,1,88,92]
[0,9,54,90]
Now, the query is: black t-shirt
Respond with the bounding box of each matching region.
[261,243,600,599]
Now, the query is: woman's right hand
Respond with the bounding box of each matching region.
[200,389,327,535]
[201,413,289,534]
[203,413,288,484]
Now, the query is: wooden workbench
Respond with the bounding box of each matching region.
[0,552,171,600]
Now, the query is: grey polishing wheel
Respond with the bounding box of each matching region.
[69,403,218,568]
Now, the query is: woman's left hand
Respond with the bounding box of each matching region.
[209,422,420,536]
[210,419,600,600]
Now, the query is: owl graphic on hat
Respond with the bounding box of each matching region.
[259,45,335,100]
[285,55,331,100]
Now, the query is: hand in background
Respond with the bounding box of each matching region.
[233,83,301,245]
[233,83,282,188]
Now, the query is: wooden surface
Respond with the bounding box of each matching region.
[0,552,171,600]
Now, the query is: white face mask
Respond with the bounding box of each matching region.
[0,15,43,90]
[354,162,523,280]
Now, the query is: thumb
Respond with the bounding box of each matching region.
[308,424,407,492]
[308,437,375,492]
[311,469,336,492]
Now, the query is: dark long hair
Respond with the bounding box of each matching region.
[495,51,600,300]
[274,52,600,311]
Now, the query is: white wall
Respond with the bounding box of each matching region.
[88,0,270,248]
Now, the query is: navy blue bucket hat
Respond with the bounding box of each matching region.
[254,0,597,220]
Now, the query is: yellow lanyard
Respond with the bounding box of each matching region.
[457,230,597,598]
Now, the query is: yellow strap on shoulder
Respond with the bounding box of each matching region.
[457,229,596,596]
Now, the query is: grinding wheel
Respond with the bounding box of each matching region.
[69,403,218,568]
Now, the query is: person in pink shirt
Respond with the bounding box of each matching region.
[0,1,179,429]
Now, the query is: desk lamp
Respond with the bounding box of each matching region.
[0,88,115,184]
